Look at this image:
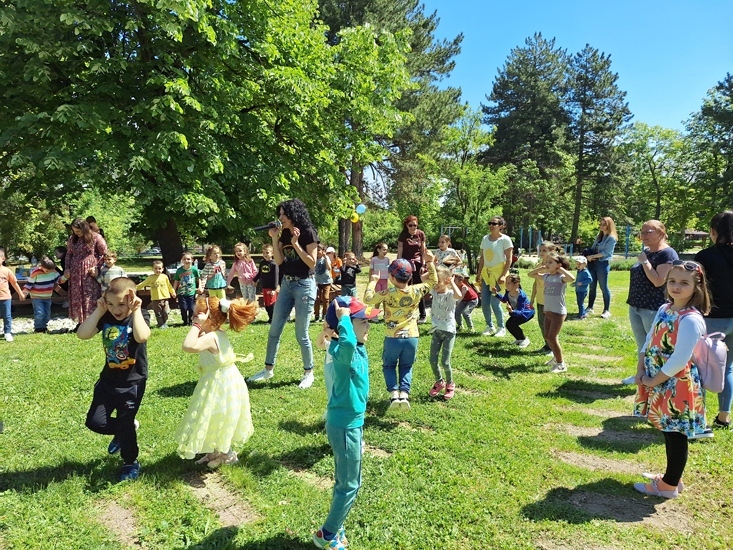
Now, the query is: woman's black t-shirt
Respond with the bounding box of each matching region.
[279,226,319,278]
[626,247,678,310]
[695,244,733,318]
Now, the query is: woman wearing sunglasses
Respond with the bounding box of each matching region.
[584,217,618,319]
[397,215,428,323]
[694,211,733,430]
[476,216,513,337]
[622,220,679,385]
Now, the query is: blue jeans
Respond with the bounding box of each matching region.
[480,280,504,329]
[430,329,455,383]
[455,299,478,330]
[575,290,588,317]
[32,299,52,330]
[323,423,363,534]
[588,260,610,311]
[341,284,357,297]
[382,337,418,393]
[704,317,733,415]
[628,306,659,353]
[0,299,11,334]
[265,276,316,370]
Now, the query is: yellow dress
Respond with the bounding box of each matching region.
[175,331,254,459]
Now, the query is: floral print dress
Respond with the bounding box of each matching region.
[633,304,706,437]
[65,233,107,324]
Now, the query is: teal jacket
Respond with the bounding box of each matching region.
[324,316,369,429]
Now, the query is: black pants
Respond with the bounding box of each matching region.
[86,379,146,465]
[662,431,688,486]
[411,262,426,318]
[506,315,530,340]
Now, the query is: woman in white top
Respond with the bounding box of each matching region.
[475,216,513,337]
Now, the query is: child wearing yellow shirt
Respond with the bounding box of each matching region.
[136,260,175,329]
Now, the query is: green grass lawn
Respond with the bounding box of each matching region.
[1,270,731,549]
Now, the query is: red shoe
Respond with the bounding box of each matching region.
[443,382,455,400]
[429,379,446,397]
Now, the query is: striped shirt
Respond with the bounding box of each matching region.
[97,264,127,292]
[23,268,61,300]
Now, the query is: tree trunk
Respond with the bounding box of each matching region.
[350,167,364,258]
[155,217,184,268]
[338,218,351,257]
[570,134,585,246]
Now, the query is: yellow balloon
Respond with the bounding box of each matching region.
[350,212,360,223]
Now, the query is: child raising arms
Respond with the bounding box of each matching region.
[227,242,258,302]
[528,252,575,373]
[176,296,258,468]
[369,242,390,293]
[633,260,710,498]
[77,277,151,481]
[364,250,437,410]
[497,273,535,348]
[199,245,227,300]
[428,266,462,400]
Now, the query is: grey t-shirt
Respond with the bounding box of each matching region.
[543,273,567,315]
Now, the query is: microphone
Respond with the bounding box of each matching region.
[253,220,282,231]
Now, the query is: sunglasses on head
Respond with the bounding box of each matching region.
[488,221,502,226]
[672,260,702,273]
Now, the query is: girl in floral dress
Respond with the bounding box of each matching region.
[176,296,258,468]
[63,218,107,324]
[633,260,711,499]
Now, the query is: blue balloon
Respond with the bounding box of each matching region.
[355,203,367,214]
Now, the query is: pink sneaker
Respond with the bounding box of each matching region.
[429,379,446,397]
[443,382,456,400]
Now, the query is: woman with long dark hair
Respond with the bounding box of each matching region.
[64,218,107,324]
[695,211,733,430]
[248,199,320,388]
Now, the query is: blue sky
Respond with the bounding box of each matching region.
[420,0,733,130]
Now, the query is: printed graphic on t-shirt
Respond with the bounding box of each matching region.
[102,323,136,370]
[177,269,197,295]
[282,244,299,262]
[260,264,271,274]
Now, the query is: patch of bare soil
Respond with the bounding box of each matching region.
[98,501,140,548]
[558,425,656,444]
[535,538,619,550]
[364,444,391,458]
[557,406,630,419]
[187,472,259,527]
[568,491,693,532]
[575,354,624,362]
[274,462,333,490]
[396,421,435,434]
[554,450,643,474]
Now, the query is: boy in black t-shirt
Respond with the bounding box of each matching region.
[77,277,151,481]
[253,244,280,323]
[339,252,361,297]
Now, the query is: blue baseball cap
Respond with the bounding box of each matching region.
[325,296,381,330]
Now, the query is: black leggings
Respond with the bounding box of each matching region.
[411,262,426,318]
[662,431,688,486]
[506,315,530,340]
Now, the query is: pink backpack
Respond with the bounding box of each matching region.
[693,332,728,393]
[683,311,728,393]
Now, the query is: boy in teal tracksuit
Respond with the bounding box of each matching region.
[313,296,380,550]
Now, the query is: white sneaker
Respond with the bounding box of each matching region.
[621,375,636,385]
[493,328,507,337]
[512,339,522,345]
[298,370,315,389]
[601,310,611,319]
[248,368,274,382]
[482,326,495,336]
[586,308,594,315]
[546,356,558,365]
[518,338,531,348]
[550,362,568,373]
[4,333,13,342]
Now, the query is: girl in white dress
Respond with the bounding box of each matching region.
[176,296,258,468]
